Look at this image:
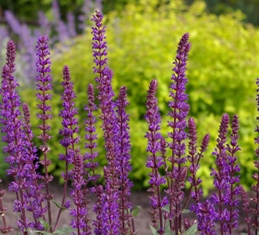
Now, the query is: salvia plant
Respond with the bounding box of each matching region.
[0,9,259,235]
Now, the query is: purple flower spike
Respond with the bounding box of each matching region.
[225,114,241,233]
[195,200,218,235]
[168,33,190,162]
[145,79,167,233]
[211,113,231,233]
[22,103,46,230]
[115,86,134,234]
[70,150,89,234]
[187,118,208,205]
[0,40,31,231]
[166,33,190,233]
[91,10,108,83]
[91,10,116,169]
[35,35,53,230]
[59,66,79,163]
[91,10,120,233]
[84,83,99,185]
[55,66,80,231]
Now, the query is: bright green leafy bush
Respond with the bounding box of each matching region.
[20,0,259,193]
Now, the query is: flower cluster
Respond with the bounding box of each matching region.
[0,9,259,235]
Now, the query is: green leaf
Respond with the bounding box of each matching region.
[182,223,198,235]
[53,227,74,234]
[182,209,190,214]
[39,218,50,230]
[132,206,141,217]
[31,231,52,235]
[162,205,170,212]
[150,225,159,235]
[165,220,174,235]
[52,200,67,211]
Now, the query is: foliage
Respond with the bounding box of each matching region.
[28,0,259,193]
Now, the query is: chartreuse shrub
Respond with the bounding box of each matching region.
[2,7,259,235]
[19,0,259,193]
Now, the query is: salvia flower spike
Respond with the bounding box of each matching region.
[35,35,53,230]
[167,33,190,233]
[55,65,79,231]
[91,10,120,233]
[22,103,46,230]
[211,113,230,234]
[0,40,31,233]
[84,83,99,185]
[145,79,167,234]
[225,114,241,233]
[115,86,134,234]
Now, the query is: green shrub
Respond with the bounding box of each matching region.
[19,0,259,193]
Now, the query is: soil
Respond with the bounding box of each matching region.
[0,180,251,234]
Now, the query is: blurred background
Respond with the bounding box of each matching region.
[0,0,259,194]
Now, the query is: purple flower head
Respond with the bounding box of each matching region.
[59,66,79,162]
[166,33,190,231]
[22,103,46,228]
[0,40,22,168]
[84,83,99,184]
[70,150,89,233]
[0,40,38,231]
[36,36,52,145]
[35,35,54,229]
[195,200,218,234]
[223,114,241,232]
[91,10,118,191]
[115,86,134,233]
[145,79,167,231]
[210,114,241,233]
[168,33,190,161]
[91,11,121,233]
[91,10,108,83]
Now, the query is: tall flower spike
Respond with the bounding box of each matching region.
[145,79,168,234]
[115,86,134,234]
[225,114,241,233]
[35,35,53,230]
[91,10,120,233]
[187,118,203,207]
[84,83,99,234]
[0,41,31,232]
[54,66,80,231]
[91,10,117,181]
[84,83,99,185]
[22,103,46,230]
[166,33,190,233]
[70,150,89,234]
[210,113,230,234]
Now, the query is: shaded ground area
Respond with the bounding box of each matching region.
[0,180,250,234]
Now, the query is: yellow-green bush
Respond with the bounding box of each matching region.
[20,0,259,193]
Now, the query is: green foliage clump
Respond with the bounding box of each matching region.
[20,0,259,193]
